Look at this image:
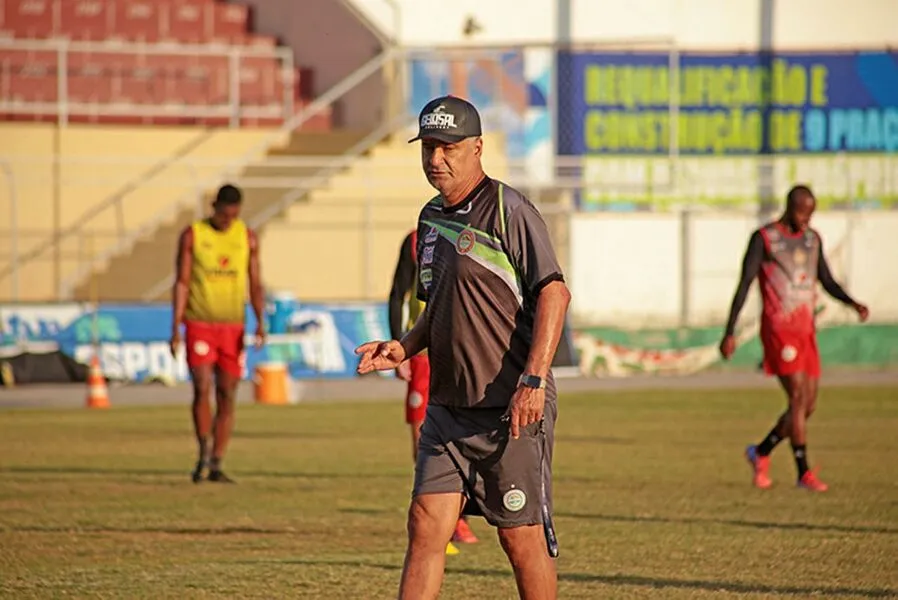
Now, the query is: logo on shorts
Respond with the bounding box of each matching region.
[456,230,476,255]
[781,345,798,362]
[193,340,210,356]
[502,488,527,512]
[408,391,424,409]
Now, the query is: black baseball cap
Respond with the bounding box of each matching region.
[408,95,483,143]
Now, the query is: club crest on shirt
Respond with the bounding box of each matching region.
[793,269,809,286]
[424,226,438,243]
[456,229,476,255]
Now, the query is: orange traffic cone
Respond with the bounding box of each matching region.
[86,355,110,409]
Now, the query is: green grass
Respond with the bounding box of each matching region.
[1,386,897,599]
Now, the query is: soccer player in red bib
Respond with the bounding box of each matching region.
[388,229,478,551]
[170,184,266,484]
[720,185,869,492]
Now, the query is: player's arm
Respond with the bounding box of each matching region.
[816,241,855,306]
[816,238,869,321]
[388,233,416,340]
[398,226,430,358]
[526,280,571,379]
[399,304,429,359]
[170,226,193,355]
[723,231,765,337]
[355,227,427,374]
[505,199,571,436]
[509,203,571,380]
[247,229,266,343]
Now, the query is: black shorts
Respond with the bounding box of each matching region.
[412,402,556,528]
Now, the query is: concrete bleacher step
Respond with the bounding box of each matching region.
[72,207,195,302]
[69,129,371,301]
[233,129,374,227]
[258,131,510,301]
[68,129,510,303]
[267,130,370,156]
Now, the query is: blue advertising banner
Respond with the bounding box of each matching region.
[1,301,581,383]
[406,50,534,161]
[556,51,898,155]
[0,301,391,383]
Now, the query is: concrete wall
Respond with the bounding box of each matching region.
[230,0,387,129]
[259,126,509,302]
[0,124,282,302]
[568,209,898,328]
[352,0,898,48]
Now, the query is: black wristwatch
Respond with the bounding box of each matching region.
[518,374,546,390]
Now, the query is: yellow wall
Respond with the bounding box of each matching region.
[0,123,284,301]
[260,130,509,301]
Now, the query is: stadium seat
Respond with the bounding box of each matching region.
[59,0,110,41]
[2,0,55,39]
[209,3,249,45]
[0,0,326,129]
[162,1,208,45]
[112,0,161,43]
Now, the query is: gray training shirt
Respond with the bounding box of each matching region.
[414,176,565,409]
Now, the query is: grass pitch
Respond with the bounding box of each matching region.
[1,385,897,599]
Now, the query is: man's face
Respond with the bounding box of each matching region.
[210,202,241,230]
[420,136,482,196]
[786,193,816,232]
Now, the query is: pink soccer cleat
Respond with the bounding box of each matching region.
[451,518,478,544]
[798,468,829,492]
[745,445,772,489]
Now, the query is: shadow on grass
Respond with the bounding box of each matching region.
[338,507,398,516]
[554,435,635,445]
[1,525,298,535]
[232,431,333,441]
[249,559,897,598]
[0,465,408,481]
[557,511,898,536]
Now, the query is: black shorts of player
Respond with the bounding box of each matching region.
[412,402,556,529]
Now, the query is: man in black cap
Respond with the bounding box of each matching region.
[357,95,571,599]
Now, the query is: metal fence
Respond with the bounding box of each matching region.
[0,38,296,127]
[3,41,898,306]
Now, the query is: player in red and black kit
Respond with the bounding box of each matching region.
[388,229,478,547]
[720,185,869,492]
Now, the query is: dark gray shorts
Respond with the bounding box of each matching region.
[412,402,556,528]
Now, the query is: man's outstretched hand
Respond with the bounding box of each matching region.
[719,334,736,360]
[854,303,870,322]
[355,340,407,374]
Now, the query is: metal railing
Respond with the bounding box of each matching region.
[0,38,296,127]
[5,38,898,304]
[1,43,402,302]
[2,151,896,304]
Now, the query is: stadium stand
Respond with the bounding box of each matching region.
[1,0,510,303]
[0,0,328,127]
[77,129,371,302]
[0,0,343,302]
[0,121,288,301]
[257,131,510,302]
